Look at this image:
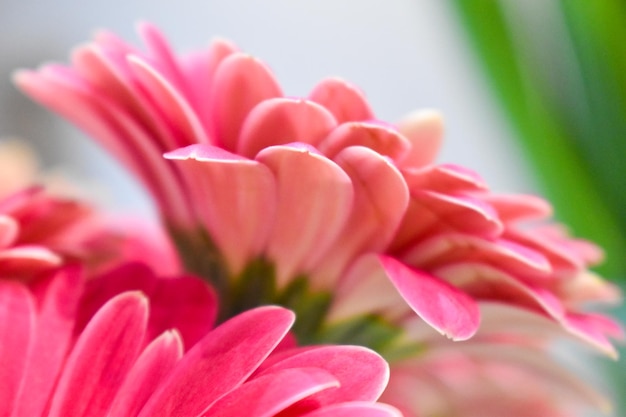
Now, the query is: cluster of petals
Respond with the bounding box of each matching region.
[16,22,621,356]
[1,262,398,417]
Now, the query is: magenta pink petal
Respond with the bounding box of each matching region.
[166,144,277,275]
[237,98,337,158]
[210,53,283,151]
[138,306,295,417]
[318,121,411,162]
[48,291,149,417]
[395,109,444,168]
[563,313,622,358]
[0,280,34,416]
[257,345,390,406]
[299,403,403,417]
[255,143,353,285]
[0,245,61,278]
[0,214,18,248]
[13,267,83,417]
[108,330,183,417]
[379,255,480,341]
[127,55,210,146]
[312,146,409,285]
[308,77,374,123]
[79,262,217,348]
[202,368,339,417]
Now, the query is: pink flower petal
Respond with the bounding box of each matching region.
[166,144,277,275]
[403,164,488,193]
[202,368,339,417]
[257,345,390,407]
[108,330,183,417]
[563,313,622,358]
[237,98,337,158]
[484,193,553,223]
[308,77,374,123]
[78,262,217,348]
[13,267,83,417]
[318,121,411,162]
[0,215,18,248]
[0,280,34,416]
[138,306,295,417]
[395,109,444,168]
[300,402,403,417]
[312,146,409,285]
[127,54,210,146]
[210,53,282,151]
[379,256,480,341]
[256,143,353,285]
[48,291,149,417]
[0,245,61,278]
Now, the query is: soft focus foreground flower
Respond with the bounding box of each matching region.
[14,22,623,417]
[1,263,398,417]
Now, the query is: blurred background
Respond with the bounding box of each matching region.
[0,0,623,414]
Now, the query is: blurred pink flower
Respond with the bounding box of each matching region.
[0,263,398,417]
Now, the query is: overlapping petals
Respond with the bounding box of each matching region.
[0,264,398,417]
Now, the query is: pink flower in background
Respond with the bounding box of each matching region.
[0,263,398,417]
[14,22,623,417]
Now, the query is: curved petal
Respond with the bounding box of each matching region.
[256,143,353,285]
[48,291,149,417]
[395,109,444,168]
[166,144,277,275]
[79,262,217,348]
[257,345,390,406]
[402,164,487,193]
[237,98,337,158]
[210,53,283,151]
[318,121,411,162]
[312,146,409,286]
[202,368,339,417]
[13,267,83,417]
[108,330,183,417]
[0,280,34,416]
[0,245,62,278]
[138,306,295,417]
[301,402,403,417]
[483,193,553,223]
[379,256,480,341]
[308,77,375,123]
[0,214,18,249]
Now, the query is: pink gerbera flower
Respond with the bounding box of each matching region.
[1,263,398,417]
[15,22,622,417]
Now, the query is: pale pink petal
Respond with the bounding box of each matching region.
[0,280,34,416]
[79,262,217,348]
[300,403,403,417]
[308,77,375,123]
[563,313,622,358]
[127,54,210,145]
[48,291,149,417]
[138,306,295,417]
[257,345,390,406]
[0,215,18,248]
[202,368,339,417]
[402,233,552,279]
[237,98,337,158]
[13,267,83,417]
[312,146,409,285]
[484,193,553,223]
[379,256,480,341]
[318,121,411,162]
[166,144,277,275]
[181,38,239,136]
[210,53,282,151]
[256,143,353,285]
[402,164,488,193]
[108,330,183,417]
[395,109,444,168]
[435,263,566,320]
